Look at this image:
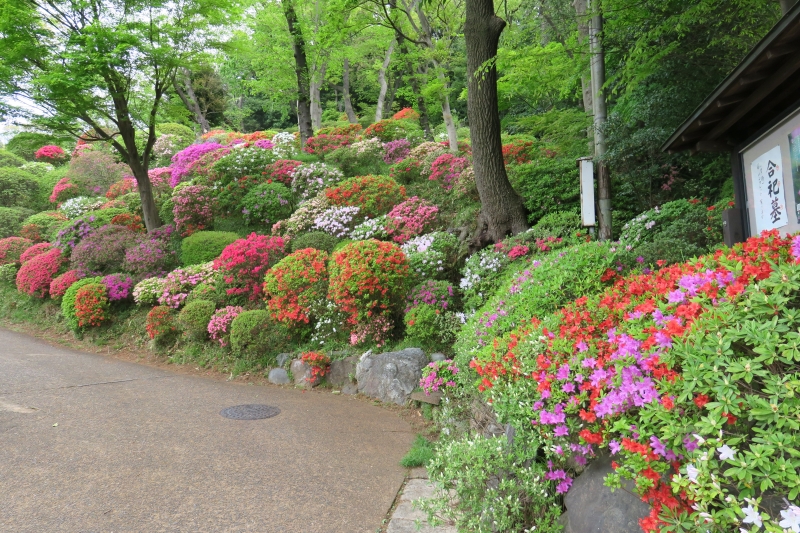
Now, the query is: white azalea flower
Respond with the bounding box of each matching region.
[686,464,700,482]
[717,444,736,461]
[741,504,762,528]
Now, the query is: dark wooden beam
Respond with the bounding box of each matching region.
[738,72,770,86]
[766,44,798,59]
[695,140,731,152]
[716,95,746,108]
[708,52,800,140]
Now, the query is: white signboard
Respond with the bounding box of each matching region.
[579,158,595,227]
[751,145,788,232]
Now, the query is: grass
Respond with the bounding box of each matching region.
[400,435,434,468]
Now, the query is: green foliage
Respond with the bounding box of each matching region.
[0,149,26,167]
[399,435,434,468]
[20,211,66,241]
[180,231,240,266]
[507,157,580,224]
[0,167,40,209]
[211,147,277,187]
[156,123,196,148]
[61,276,103,332]
[508,108,590,157]
[404,304,460,352]
[528,210,582,240]
[290,231,340,253]
[229,309,290,362]
[616,198,724,267]
[6,133,69,161]
[0,263,18,285]
[177,299,216,341]
[324,143,388,177]
[455,242,618,370]
[0,207,35,238]
[240,181,294,226]
[420,435,562,533]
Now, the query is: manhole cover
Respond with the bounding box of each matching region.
[220,404,281,420]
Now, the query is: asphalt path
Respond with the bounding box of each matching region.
[0,328,414,533]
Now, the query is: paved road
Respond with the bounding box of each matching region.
[0,328,414,533]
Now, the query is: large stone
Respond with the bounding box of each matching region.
[290,359,317,388]
[430,352,448,362]
[356,348,427,405]
[276,353,292,367]
[267,368,290,385]
[560,454,650,533]
[328,356,358,387]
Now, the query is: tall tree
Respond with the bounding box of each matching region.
[0,0,239,232]
[465,0,528,243]
[589,0,610,240]
[282,0,314,143]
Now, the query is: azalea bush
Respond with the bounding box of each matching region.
[173,184,216,237]
[122,225,178,280]
[65,148,129,195]
[291,162,345,201]
[49,177,80,204]
[74,283,109,328]
[19,242,53,264]
[300,351,330,383]
[385,196,439,244]
[133,276,167,306]
[177,299,216,341]
[363,118,422,143]
[289,231,340,253]
[304,133,353,156]
[349,216,390,241]
[34,145,68,165]
[405,304,461,351]
[463,231,800,533]
[402,232,460,283]
[429,153,470,190]
[20,211,68,242]
[420,359,459,395]
[158,261,216,308]
[180,231,239,266]
[15,247,65,297]
[275,193,331,238]
[105,178,136,200]
[263,159,302,186]
[207,305,244,346]
[328,239,409,330]
[313,205,362,237]
[213,233,286,301]
[458,247,513,312]
[61,276,103,331]
[263,248,329,329]
[59,196,105,219]
[70,225,138,276]
[240,182,293,226]
[101,273,133,301]
[170,142,225,186]
[324,175,406,218]
[49,270,83,300]
[146,305,178,344]
[211,145,277,188]
[0,237,34,265]
[383,139,412,164]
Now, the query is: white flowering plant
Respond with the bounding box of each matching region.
[59,196,105,219]
[402,231,460,283]
[458,247,511,311]
[349,215,389,241]
[271,131,299,158]
[132,276,167,306]
[291,162,345,200]
[211,145,277,187]
[313,205,361,237]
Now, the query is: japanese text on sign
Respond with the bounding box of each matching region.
[751,145,788,232]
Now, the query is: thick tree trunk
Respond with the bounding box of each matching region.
[342,58,358,123]
[590,0,611,240]
[129,161,161,232]
[573,0,593,114]
[375,40,396,122]
[465,0,528,243]
[173,68,210,133]
[310,62,327,130]
[283,0,314,144]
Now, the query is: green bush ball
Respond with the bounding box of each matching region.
[177,299,216,341]
[0,149,27,167]
[229,310,290,363]
[181,231,240,266]
[0,167,40,210]
[290,231,340,253]
[155,123,196,148]
[0,207,35,238]
[61,276,104,332]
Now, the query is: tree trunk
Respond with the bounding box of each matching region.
[573,0,593,114]
[310,62,327,130]
[464,0,528,243]
[283,0,313,144]
[342,58,358,123]
[435,64,459,152]
[590,0,611,240]
[129,161,160,232]
[375,40,396,122]
[173,68,210,133]
[390,0,432,139]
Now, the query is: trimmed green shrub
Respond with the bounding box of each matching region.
[0,149,26,167]
[240,182,294,226]
[19,211,67,242]
[528,210,582,240]
[181,231,240,266]
[185,282,223,306]
[290,231,340,253]
[0,263,18,285]
[0,207,35,238]
[507,157,580,224]
[229,310,290,362]
[177,299,216,341]
[0,167,40,209]
[61,276,103,332]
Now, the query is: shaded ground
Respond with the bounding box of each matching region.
[0,328,415,533]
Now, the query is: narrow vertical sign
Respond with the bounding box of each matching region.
[579,158,595,227]
[751,145,788,232]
